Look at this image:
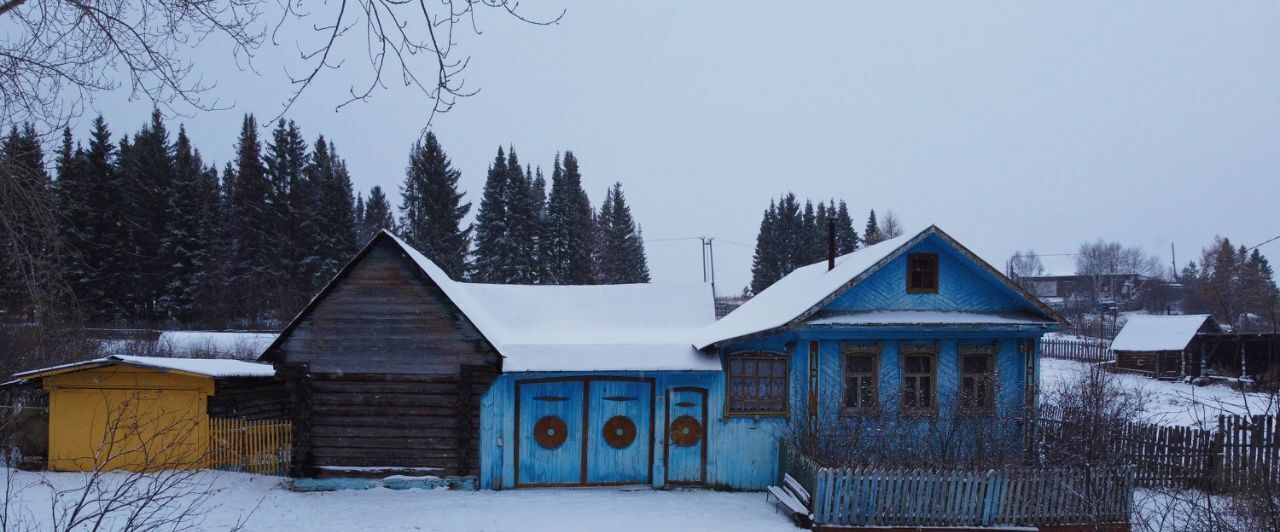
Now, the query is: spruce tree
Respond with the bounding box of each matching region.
[306,137,357,289]
[595,183,649,284]
[264,119,312,300]
[157,126,206,322]
[472,147,512,283]
[504,149,541,283]
[108,110,173,322]
[863,209,884,246]
[750,200,780,294]
[529,166,548,283]
[226,114,273,323]
[802,200,819,264]
[835,200,858,254]
[543,151,596,284]
[399,133,471,280]
[362,186,395,238]
[191,163,224,325]
[0,125,56,319]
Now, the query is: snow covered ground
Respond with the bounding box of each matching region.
[2,469,797,532]
[1041,358,1277,428]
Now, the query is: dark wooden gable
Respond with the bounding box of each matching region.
[263,232,500,477]
[265,234,495,375]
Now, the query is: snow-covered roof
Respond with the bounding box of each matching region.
[387,233,720,372]
[1110,314,1217,352]
[691,236,909,349]
[693,226,1062,349]
[804,310,1055,327]
[13,355,276,380]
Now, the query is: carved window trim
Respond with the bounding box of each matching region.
[907,253,940,293]
[841,342,881,416]
[958,342,999,415]
[725,351,789,417]
[899,341,939,416]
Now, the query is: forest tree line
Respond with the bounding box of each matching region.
[749,192,903,294]
[0,114,649,329]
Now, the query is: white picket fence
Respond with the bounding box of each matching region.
[809,466,1134,527]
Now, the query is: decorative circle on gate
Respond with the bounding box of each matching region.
[670,415,702,447]
[534,416,568,449]
[603,416,637,449]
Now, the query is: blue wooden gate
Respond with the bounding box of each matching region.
[665,387,707,485]
[586,379,653,485]
[516,377,654,486]
[516,379,584,485]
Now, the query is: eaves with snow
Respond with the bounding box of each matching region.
[13,355,275,381]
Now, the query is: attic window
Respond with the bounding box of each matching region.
[907,253,939,293]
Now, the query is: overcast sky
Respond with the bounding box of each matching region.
[76,2,1280,293]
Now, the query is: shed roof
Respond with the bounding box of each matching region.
[13,355,276,380]
[1110,314,1219,352]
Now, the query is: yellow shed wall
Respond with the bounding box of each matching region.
[43,366,212,472]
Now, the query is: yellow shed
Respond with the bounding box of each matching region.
[13,355,275,472]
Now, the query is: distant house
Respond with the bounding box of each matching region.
[1111,314,1221,378]
[1019,255,1155,311]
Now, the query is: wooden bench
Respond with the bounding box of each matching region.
[765,473,812,527]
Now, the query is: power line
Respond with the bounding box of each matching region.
[1249,233,1280,251]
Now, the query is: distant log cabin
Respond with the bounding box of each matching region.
[260,232,500,477]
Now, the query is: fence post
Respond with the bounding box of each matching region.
[981,469,998,527]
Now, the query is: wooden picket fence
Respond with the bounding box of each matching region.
[1038,412,1280,491]
[1040,338,1114,364]
[809,467,1134,527]
[1218,414,1280,489]
[209,418,291,476]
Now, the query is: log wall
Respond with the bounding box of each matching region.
[267,235,501,477]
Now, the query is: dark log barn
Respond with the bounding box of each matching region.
[1111,314,1220,379]
[260,232,500,477]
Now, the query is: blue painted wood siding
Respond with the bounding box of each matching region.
[825,236,1041,314]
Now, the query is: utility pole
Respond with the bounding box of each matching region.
[700,237,717,298]
[1171,243,1177,282]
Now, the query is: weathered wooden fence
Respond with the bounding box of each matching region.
[779,439,820,498]
[809,467,1134,527]
[1040,338,1114,363]
[1039,413,1280,491]
[209,418,292,476]
[1218,414,1280,489]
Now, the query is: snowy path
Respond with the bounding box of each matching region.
[1041,358,1277,428]
[4,469,798,532]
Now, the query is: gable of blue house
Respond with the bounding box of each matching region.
[821,234,1044,315]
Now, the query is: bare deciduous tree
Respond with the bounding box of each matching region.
[1075,239,1165,305]
[0,0,562,136]
[879,210,904,239]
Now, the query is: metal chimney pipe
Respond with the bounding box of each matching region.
[827,216,836,271]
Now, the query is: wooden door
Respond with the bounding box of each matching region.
[515,379,584,486]
[585,379,653,485]
[664,387,707,485]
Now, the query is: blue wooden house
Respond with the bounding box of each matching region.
[262,226,1061,490]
